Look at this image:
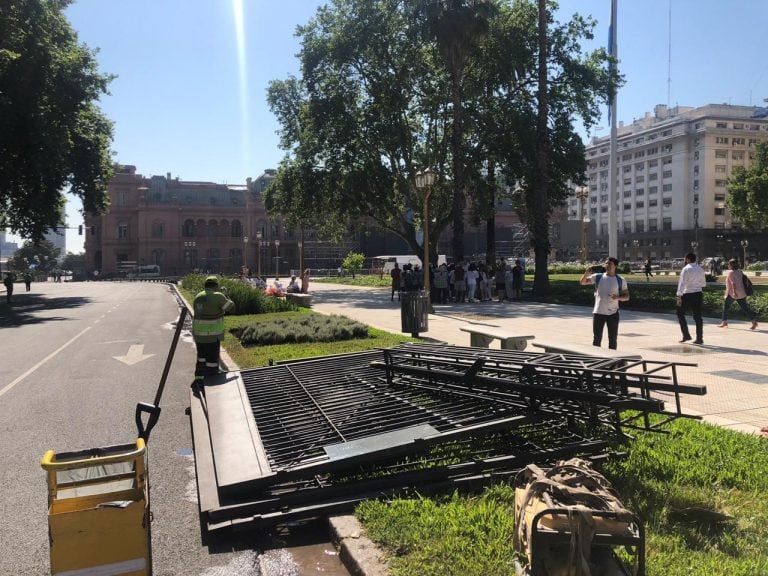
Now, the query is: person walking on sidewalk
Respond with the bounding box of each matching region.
[192,275,234,378]
[580,257,630,350]
[719,259,758,330]
[644,258,654,281]
[390,263,401,301]
[676,252,707,344]
[3,272,15,303]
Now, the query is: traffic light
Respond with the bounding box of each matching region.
[78,225,83,235]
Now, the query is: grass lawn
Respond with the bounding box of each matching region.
[186,278,768,575]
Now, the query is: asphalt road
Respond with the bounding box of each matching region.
[0,281,275,575]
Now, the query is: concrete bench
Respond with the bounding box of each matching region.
[531,341,641,361]
[459,325,535,351]
[285,293,312,307]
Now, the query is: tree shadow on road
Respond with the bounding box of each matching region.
[0,294,92,328]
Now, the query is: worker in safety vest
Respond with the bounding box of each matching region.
[192,275,234,378]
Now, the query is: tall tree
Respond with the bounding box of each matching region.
[8,239,61,272]
[0,0,114,242]
[726,141,768,231]
[422,0,496,263]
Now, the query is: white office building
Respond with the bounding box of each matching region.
[573,103,768,263]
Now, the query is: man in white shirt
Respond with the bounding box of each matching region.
[676,252,707,344]
[579,257,630,350]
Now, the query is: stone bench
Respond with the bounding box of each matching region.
[459,325,535,351]
[285,293,312,308]
[531,341,641,361]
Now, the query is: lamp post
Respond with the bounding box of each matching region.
[632,239,640,260]
[574,186,589,262]
[184,241,196,271]
[242,236,248,272]
[690,240,698,253]
[256,230,262,278]
[274,239,280,277]
[415,167,435,313]
[741,239,749,267]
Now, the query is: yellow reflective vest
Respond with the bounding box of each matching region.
[192,289,234,343]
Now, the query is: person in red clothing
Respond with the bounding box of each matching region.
[719,259,758,330]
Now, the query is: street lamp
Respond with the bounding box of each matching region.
[274,239,280,277]
[256,230,262,278]
[415,167,435,312]
[574,186,589,262]
[184,240,196,271]
[691,240,698,253]
[632,239,640,260]
[741,239,749,266]
[242,236,248,272]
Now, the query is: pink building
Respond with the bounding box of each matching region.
[84,165,283,277]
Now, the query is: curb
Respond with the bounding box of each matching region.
[328,515,390,576]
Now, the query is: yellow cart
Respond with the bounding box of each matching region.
[41,439,151,576]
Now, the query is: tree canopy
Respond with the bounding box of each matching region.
[7,239,61,273]
[726,141,768,231]
[265,0,615,280]
[0,0,114,243]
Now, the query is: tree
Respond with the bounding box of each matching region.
[8,239,61,273]
[342,252,365,278]
[726,141,768,231]
[0,0,114,243]
[266,0,615,284]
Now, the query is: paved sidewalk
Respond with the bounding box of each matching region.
[309,282,768,435]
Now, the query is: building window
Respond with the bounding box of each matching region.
[151,221,164,238]
[623,203,631,210]
[662,217,672,231]
[649,173,658,181]
[649,198,658,207]
[716,122,727,129]
[733,123,744,130]
[623,222,632,233]
[662,197,672,206]
[715,149,728,158]
[623,190,632,198]
[662,157,672,165]
[118,223,128,239]
[662,170,672,178]
[732,151,745,160]
[714,207,725,216]
[649,159,658,167]
[716,137,729,144]
[635,220,645,233]
[649,186,658,194]
[715,193,726,201]
[636,201,644,208]
[732,137,745,146]
[715,165,726,173]
[182,220,195,237]
[649,220,658,232]
[636,188,645,196]
[715,179,727,187]
[662,184,672,192]
[647,147,658,155]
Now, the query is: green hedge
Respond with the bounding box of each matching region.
[182,274,296,315]
[235,314,370,346]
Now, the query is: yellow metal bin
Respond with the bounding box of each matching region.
[41,439,151,576]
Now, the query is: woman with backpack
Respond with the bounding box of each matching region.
[719,259,758,330]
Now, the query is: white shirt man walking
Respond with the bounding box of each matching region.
[676,252,707,345]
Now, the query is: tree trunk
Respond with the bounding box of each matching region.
[531,0,551,295]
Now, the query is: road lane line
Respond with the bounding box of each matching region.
[0,327,92,399]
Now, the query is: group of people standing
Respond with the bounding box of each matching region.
[582,252,758,350]
[390,260,525,304]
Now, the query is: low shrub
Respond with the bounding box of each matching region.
[235,314,370,346]
[181,274,296,315]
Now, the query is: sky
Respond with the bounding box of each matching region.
[8,0,768,254]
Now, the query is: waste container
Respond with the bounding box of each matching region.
[41,439,151,576]
[401,290,429,337]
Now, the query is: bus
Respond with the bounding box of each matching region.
[372,255,447,275]
[126,264,161,279]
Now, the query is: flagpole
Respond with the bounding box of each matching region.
[608,0,618,259]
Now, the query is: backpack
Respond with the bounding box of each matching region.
[595,272,624,294]
[742,271,754,296]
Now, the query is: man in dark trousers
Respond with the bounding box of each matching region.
[676,252,707,345]
[3,272,15,303]
[192,275,234,379]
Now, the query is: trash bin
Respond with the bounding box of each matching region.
[41,439,151,576]
[401,290,429,337]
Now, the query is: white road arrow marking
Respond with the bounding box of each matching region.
[113,344,155,366]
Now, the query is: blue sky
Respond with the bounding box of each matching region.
[9,0,768,253]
